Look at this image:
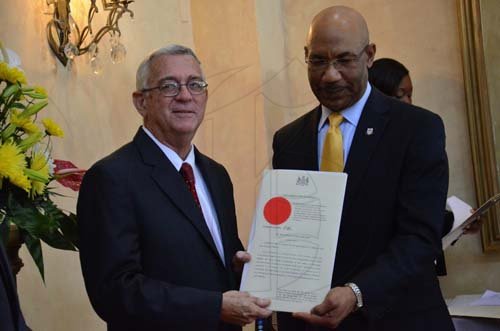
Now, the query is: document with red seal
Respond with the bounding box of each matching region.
[240,169,347,312]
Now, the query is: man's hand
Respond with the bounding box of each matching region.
[293,286,356,329]
[232,251,251,273]
[221,291,272,326]
[463,209,482,234]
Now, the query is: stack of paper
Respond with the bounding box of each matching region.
[447,290,500,318]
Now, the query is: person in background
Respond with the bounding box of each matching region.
[368,58,413,104]
[368,57,482,252]
[77,44,271,331]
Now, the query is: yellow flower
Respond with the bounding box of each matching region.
[0,141,30,192]
[22,122,40,134]
[9,173,32,192]
[9,110,27,126]
[42,118,64,137]
[0,61,27,85]
[33,86,47,97]
[9,111,40,135]
[10,111,26,127]
[28,152,50,196]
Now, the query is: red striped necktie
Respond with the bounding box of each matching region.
[180,162,201,208]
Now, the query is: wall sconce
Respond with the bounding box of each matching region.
[46,0,134,73]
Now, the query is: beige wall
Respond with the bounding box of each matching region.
[190,0,265,247]
[0,0,498,330]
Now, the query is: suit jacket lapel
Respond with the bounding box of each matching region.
[294,106,321,170]
[195,149,232,267]
[305,107,321,170]
[343,89,391,209]
[133,129,221,262]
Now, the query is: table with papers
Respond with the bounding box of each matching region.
[447,290,500,331]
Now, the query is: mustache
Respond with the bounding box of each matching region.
[318,84,348,93]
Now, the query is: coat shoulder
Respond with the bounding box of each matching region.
[274,107,319,140]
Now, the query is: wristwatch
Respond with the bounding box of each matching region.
[345,282,363,310]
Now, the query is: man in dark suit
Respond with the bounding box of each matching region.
[272,6,453,331]
[78,44,271,331]
[0,241,27,331]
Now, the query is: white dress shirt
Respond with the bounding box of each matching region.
[142,127,226,264]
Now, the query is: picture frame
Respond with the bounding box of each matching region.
[457,0,500,252]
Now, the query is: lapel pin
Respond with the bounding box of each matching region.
[366,128,374,135]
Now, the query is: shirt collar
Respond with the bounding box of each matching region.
[142,126,195,171]
[318,83,372,131]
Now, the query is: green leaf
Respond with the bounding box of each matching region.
[4,191,79,283]
[24,168,49,183]
[10,102,26,109]
[38,200,78,250]
[6,194,57,238]
[17,131,44,151]
[23,91,47,100]
[24,233,44,282]
[7,203,54,237]
[39,229,75,251]
[1,123,17,140]
[1,83,19,98]
[19,100,48,118]
[59,213,79,249]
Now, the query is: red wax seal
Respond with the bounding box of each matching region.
[263,196,292,225]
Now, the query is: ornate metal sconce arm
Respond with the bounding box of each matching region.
[46,0,134,67]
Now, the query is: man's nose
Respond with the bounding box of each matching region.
[174,85,193,101]
[321,64,342,83]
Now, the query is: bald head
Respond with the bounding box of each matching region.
[307,6,369,51]
[304,6,375,112]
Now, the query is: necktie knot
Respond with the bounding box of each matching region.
[328,112,344,128]
[180,162,195,185]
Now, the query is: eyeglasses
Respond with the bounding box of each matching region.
[305,45,368,72]
[141,80,208,97]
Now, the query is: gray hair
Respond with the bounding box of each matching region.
[135,44,202,91]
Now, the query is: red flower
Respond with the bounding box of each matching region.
[53,159,86,191]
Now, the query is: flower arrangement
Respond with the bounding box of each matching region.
[0,42,84,281]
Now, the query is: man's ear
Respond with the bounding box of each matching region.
[366,43,376,68]
[132,91,147,117]
[304,46,309,61]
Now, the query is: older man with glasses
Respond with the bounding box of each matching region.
[272,6,453,331]
[77,44,271,331]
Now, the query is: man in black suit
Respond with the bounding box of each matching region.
[0,241,27,331]
[272,6,453,331]
[78,44,271,331]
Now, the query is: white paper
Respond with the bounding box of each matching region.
[471,290,500,306]
[240,169,347,313]
[442,194,500,249]
[442,196,474,249]
[447,294,500,318]
[447,196,474,232]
